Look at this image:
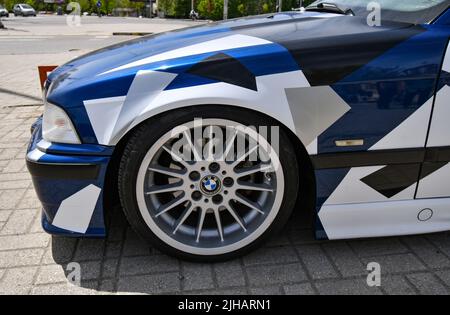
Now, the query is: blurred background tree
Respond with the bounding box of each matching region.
[0,0,314,18]
[161,0,315,20]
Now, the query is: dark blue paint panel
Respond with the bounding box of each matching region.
[224,44,299,77]
[433,7,450,26]
[46,142,114,157]
[166,73,219,90]
[319,26,450,154]
[314,168,350,240]
[36,169,107,233]
[42,213,105,238]
[315,168,351,209]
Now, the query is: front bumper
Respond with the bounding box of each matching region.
[26,117,113,237]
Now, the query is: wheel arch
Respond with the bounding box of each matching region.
[103,104,316,228]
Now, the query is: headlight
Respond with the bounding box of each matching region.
[42,103,81,144]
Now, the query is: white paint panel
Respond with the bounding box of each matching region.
[52,184,101,234]
[26,149,45,162]
[443,44,450,73]
[324,166,386,205]
[102,34,273,75]
[84,96,126,145]
[306,138,318,155]
[37,140,51,151]
[319,198,450,240]
[110,70,178,145]
[417,162,450,199]
[370,96,433,150]
[426,85,450,147]
[286,86,351,146]
[114,70,311,145]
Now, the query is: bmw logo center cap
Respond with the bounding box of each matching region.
[201,175,221,195]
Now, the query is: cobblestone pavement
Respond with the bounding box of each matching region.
[0,106,450,295]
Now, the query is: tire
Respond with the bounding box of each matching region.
[118,106,299,262]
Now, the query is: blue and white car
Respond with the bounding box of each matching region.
[27,0,450,261]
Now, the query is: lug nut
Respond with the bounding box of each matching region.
[223,177,234,187]
[192,191,202,201]
[209,162,220,173]
[212,195,223,205]
[189,171,200,181]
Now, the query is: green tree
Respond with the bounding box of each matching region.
[197,0,223,20]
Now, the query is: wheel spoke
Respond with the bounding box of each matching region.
[213,208,224,241]
[235,194,264,214]
[232,145,258,167]
[237,182,275,193]
[196,208,206,242]
[146,182,183,195]
[173,203,195,234]
[148,165,186,178]
[226,204,247,232]
[235,164,273,178]
[162,145,191,169]
[155,194,187,218]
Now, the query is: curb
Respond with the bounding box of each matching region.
[112,32,153,36]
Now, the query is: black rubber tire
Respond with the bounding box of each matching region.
[118,106,299,262]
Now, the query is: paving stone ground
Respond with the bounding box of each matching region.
[0,106,450,295]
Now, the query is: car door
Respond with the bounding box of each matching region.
[417,10,450,199]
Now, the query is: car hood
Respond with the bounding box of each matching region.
[48,12,341,84]
[47,11,419,105]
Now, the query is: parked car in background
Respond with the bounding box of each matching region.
[0,5,9,17]
[13,4,36,17]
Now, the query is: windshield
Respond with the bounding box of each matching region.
[21,4,32,9]
[309,0,450,24]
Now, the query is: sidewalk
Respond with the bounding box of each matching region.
[0,17,205,108]
[0,52,84,108]
[1,16,203,36]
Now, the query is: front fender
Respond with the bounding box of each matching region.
[84,69,339,157]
